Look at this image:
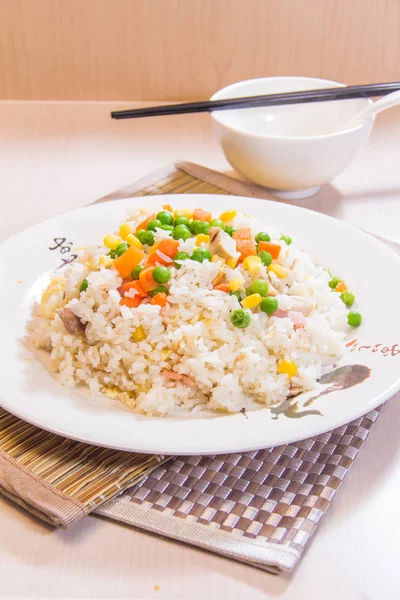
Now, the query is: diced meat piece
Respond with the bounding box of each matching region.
[57,308,85,335]
[163,370,181,381]
[209,227,238,261]
[288,310,308,329]
[273,309,289,319]
[163,370,195,387]
[273,308,308,328]
[288,296,313,316]
[181,375,195,387]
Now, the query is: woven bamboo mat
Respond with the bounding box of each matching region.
[0,408,167,527]
[0,161,385,572]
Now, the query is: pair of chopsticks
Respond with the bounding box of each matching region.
[111,81,400,120]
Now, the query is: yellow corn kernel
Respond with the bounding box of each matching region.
[243,255,262,276]
[162,203,174,212]
[268,264,289,279]
[98,255,114,268]
[132,326,146,342]
[211,254,222,263]
[125,233,143,249]
[104,234,123,250]
[226,257,238,269]
[277,360,298,378]
[195,233,210,246]
[174,208,193,219]
[228,277,244,292]
[119,223,131,239]
[219,209,237,222]
[241,293,262,309]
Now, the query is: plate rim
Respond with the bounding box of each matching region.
[1,193,400,455]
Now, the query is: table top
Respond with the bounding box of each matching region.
[0,100,399,600]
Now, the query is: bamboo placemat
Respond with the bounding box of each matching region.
[0,161,387,572]
[0,408,167,527]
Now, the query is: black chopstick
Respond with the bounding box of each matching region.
[111,81,400,120]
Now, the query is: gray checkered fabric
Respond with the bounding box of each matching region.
[100,408,380,565]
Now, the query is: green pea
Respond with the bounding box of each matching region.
[174,216,191,227]
[79,279,88,293]
[136,230,155,246]
[160,224,174,232]
[229,290,241,301]
[190,220,210,235]
[191,248,212,263]
[156,211,173,226]
[172,224,191,241]
[143,230,155,246]
[348,311,362,327]
[340,291,355,307]
[115,242,129,257]
[152,266,170,284]
[329,277,341,289]
[150,285,169,297]
[230,309,251,328]
[189,220,200,234]
[146,218,162,231]
[131,265,144,280]
[248,279,269,297]
[255,232,271,243]
[280,235,292,245]
[135,230,145,243]
[225,226,237,237]
[108,249,117,259]
[260,297,278,315]
[258,250,272,266]
[209,219,225,230]
[173,251,189,268]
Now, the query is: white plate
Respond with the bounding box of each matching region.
[1,194,400,455]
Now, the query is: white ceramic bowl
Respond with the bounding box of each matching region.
[210,77,375,199]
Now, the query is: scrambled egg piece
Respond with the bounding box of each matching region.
[40,278,66,317]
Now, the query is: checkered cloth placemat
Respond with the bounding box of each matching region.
[97,406,381,573]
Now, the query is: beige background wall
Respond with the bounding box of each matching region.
[0,0,399,101]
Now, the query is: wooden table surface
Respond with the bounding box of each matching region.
[0,101,399,600]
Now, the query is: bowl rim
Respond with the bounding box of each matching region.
[209,76,375,141]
